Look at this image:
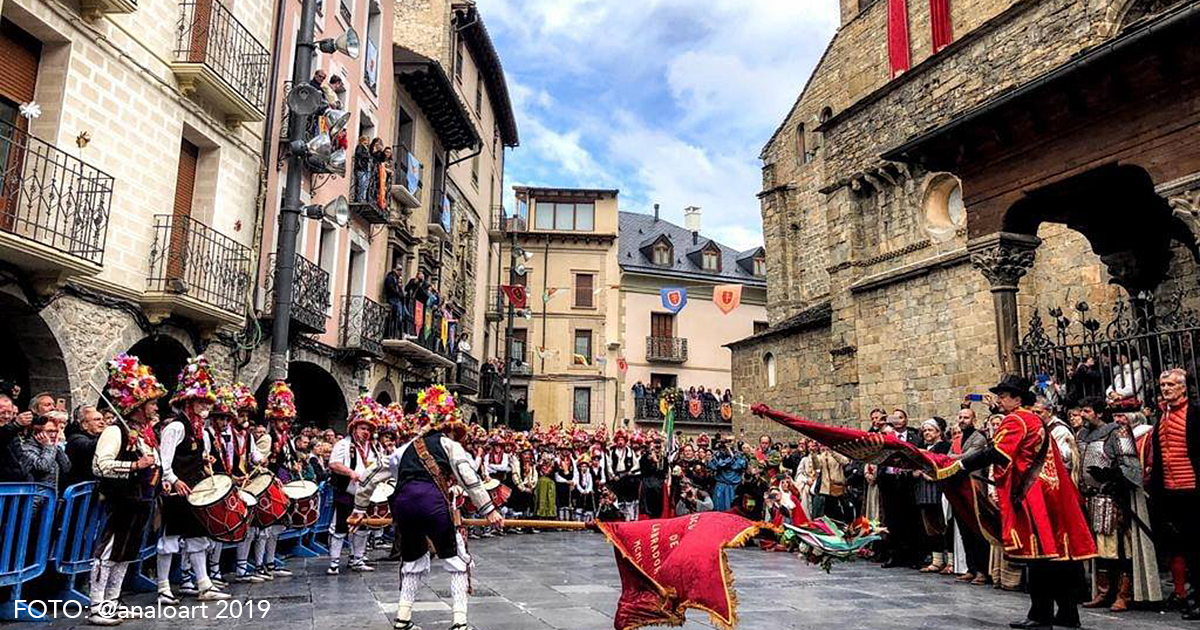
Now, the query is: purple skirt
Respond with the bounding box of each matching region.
[392,480,458,562]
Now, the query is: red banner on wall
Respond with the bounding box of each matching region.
[888,0,911,76]
[930,0,953,52]
[596,513,760,630]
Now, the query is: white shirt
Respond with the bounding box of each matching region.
[331,437,376,494]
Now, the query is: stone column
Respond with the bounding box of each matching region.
[968,232,1042,376]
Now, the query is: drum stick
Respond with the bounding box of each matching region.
[88,382,132,435]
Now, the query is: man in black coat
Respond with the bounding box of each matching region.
[383,263,406,338]
[879,408,926,568]
[62,405,106,488]
[0,394,32,482]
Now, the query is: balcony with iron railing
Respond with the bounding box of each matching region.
[389,143,422,210]
[646,336,688,363]
[428,189,452,240]
[262,253,331,335]
[484,285,507,321]
[504,344,531,376]
[350,161,391,225]
[449,353,480,395]
[381,297,457,369]
[633,395,732,425]
[488,205,527,241]
[476,364,502,402]
[79,0,137,20]
[0,120,113,289]
[339,295,387,357]
[144,215,250,326]
[171,0,269,126]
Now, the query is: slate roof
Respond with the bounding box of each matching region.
[723,301,832,349]
[618,211,766,287]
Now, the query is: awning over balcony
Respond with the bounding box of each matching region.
[393,46,480,152]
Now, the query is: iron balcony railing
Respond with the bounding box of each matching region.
[646,336,688,363]
[633,395,732,425]
[263,252,331,334]
[387,297,459,362]
[340,295,387,356]
[351,159,391,224]
[174,0,269,113]
[453,353,480,394]
[0,120,113,266]
[429,188,452,236]
[489,205,527,234]
[147,215,250,313]
[477,365,502,401]
[505,344,531,376]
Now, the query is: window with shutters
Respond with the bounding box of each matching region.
[0,19,42,117]
[574,273,594,308]
[652,243,672,266]
[702,249,721,272]
[573,329,592,362]
[475,73,483,113]
[454,38,464,82]
[168,139,200,280]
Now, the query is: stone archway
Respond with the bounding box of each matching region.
[127,335,192,417]
[255,361,349,431]
[0,288,71,410]
[372,377,397,406]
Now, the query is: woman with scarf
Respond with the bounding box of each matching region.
[916,417,952,574]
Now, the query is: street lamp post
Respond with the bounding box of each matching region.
[502,232,517,428]
[267,0,357,382]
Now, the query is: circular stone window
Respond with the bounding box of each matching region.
[923,173,965,242]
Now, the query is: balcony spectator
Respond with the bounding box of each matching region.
[62,405,106,488]
[632,381,645,400]
[326,74,344,109]
[383,263,406,337]
[353,136,372,202]
[722,388,733,403]
[20,411,70,488]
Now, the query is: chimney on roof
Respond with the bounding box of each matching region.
[685,206,701,244]
[653,203,659,222]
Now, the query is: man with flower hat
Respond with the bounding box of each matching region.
[328,395,381,575]
[201,383,241,588]
[225,382,268,583]
[257,381,299,580]
[352,385,502,630]
[86,354,166,626]
[156,355,229,604]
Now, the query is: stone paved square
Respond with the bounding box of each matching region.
[12,531,1195,630]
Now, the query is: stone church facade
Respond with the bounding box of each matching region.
[731,0,1200,436]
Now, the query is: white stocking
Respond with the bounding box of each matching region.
[105,562,130,603]
[350,531,368,563]
[189,549,212,591]
[449,570,469,626]
[263,532,278,570]
[156,553,174,594]
[253,532,267,569]
[328,533,346,567]
[236,528,257,574]
[89,560,110,607]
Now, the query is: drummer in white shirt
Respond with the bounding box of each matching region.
[327,397,381,574]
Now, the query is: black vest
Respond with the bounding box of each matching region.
[396,434,451,489]
[165,418,207,486]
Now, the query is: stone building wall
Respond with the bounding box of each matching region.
[731,324,835,441]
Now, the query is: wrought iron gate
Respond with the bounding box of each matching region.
[1014,292,1200,412]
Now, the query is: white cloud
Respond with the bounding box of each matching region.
[478,0,838,246]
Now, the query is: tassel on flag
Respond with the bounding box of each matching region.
[502,284,528,309]
[713,284,742,315]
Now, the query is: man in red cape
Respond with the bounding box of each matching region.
[936,375,1096,629]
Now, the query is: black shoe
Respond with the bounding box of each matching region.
[1008,619,1052,630]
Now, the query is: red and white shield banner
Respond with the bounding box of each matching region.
[713,284,742,315]
[501,284,528,309]
[688,398,703,418]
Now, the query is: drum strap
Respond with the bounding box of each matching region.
[413,437,461,527]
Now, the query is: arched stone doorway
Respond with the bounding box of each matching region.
[375,391,393,406]
[256,361,348,431]
[127,335,192,417]
[0,289,71,410]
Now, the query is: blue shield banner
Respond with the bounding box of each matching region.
[661,288,687,313]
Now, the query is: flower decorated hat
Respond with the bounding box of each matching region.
[105,353,167,416]
[211,383,238,418]
[171,355,217,406]
[232,382,258,415]
[264,380,297,420]
[348,394,380,430]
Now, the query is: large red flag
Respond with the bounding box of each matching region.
[596,513,760,630]
[751,404,1000,543]
[501,284,528,309]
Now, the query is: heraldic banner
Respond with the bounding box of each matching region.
[596,512,760,630]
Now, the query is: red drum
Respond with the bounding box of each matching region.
[282,480,320,528]
[188,475,250,543]
[480,479,512,510]
[245,472,290,527]
[364,481,394,529]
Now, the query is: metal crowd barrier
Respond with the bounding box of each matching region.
[0,480,336,617]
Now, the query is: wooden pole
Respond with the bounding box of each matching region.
[347,514,592,530]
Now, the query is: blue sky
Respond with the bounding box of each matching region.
[479,0,840,251]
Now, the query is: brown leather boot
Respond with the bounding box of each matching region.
[1083,569,1112,608]
[1110,572,1133,612]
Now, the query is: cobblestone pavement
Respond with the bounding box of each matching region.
[14,531,1196,630]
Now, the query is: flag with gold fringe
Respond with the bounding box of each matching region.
[596,512,760,630]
